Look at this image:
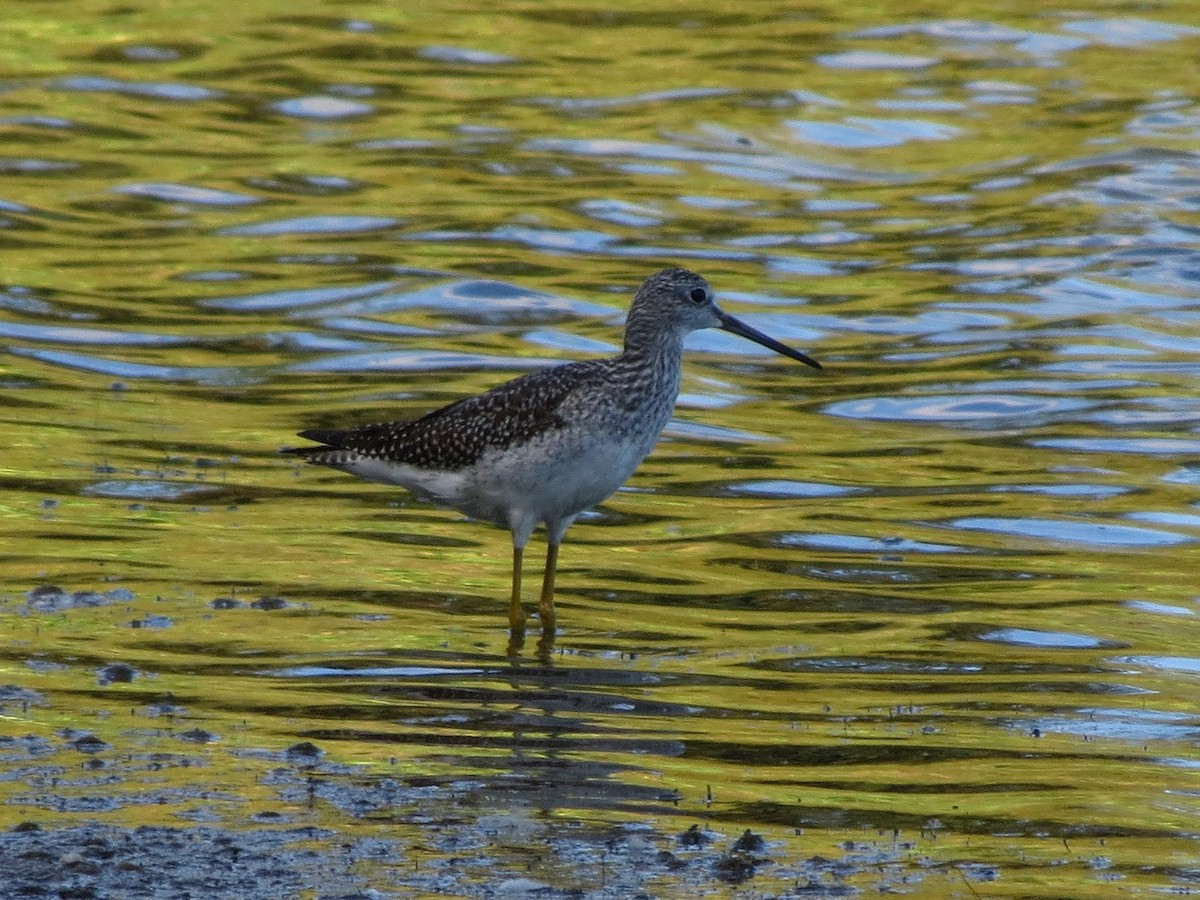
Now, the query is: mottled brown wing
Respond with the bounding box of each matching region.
[287,359,607,471]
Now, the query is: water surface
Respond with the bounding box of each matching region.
[2,1,1199,896]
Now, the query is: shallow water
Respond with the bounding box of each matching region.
[2,1,1199,896]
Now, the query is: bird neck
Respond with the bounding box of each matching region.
[617,327,684,394]
[621,310,685,362]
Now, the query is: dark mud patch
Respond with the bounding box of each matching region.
[0,822,401,899]
[0,685,48,714]
[0,731,943,898]
[0,816,929,899]
[23,585,134,614]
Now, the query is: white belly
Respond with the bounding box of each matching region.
[463,429,649,540]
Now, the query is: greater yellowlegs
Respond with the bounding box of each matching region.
[285,268,820,650]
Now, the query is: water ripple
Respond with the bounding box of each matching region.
[979,628,1112,649]
[417,45,519,65]
[1114,656,1200,676]
[815,51,939,70]
[310,280,615,324]
[540,87,733,111]
[290,350,554,375]
[0,322,188,346]
[950,516,1191,547]
[82,480,221,501]
[777,533,967,554]
[205,281,399,312]
[914,22,1087,57]
[271,96,375,119]
[825,394,1092,425]
[524,137,902,184]
[787,117,961,149]
[114,183,260,206]
[1032,437,1200,456]
[10,347,239,383]
[54,75,219,101]
[218,215,398,236]
[721,481,860,499]
[1060,18,1200,47]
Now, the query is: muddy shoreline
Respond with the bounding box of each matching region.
[0,730,938,898]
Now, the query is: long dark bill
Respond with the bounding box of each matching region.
[717,310,822,370]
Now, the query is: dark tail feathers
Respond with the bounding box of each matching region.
[280,428,349,457]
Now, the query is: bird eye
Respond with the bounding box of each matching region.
[688,288,708,304]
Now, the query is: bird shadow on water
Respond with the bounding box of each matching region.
[262,643,702,813]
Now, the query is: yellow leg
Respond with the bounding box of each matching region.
[507,545,526,654]
[535,543,558,663]
[537,542,559,639]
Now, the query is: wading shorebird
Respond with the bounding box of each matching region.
[285,268,821,654]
